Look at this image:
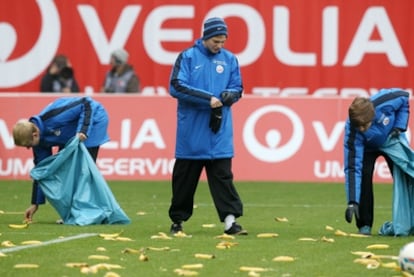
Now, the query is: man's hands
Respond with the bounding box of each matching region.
[24,204,38,223]
[220,91,234,106]
[345,202,359,223]
[390,128,401,138]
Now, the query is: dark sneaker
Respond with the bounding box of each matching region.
[224,222,248,235]
[358,226,371,235]
[170,223,183,234]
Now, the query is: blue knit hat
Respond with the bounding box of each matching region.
[202,17,228,40]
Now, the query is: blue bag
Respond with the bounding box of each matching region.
[379,136,414,236]
[30,137,130,225]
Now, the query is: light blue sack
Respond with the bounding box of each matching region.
[379,136,414,236]
[30,137,130,225]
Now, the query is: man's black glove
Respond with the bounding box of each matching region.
[220,91,234,106]
[209,107,222,134]
[345,202,359,223]
[390,128,401,138]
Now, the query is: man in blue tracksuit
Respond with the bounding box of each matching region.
[168,17,246,235]
[344,88,410,235]
[13,96,110,222]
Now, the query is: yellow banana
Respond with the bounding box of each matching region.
[366,244,389,249]
[14,264,39,268]
[147,246,170,251]
[257,233,278,238]
[0,252,7,257]
[98,230,123,239]
[114,236,133,241]
[202,224,216,228]
[173,269,199,276]
[96,247,107,252]
[88,254,110,260]
[325,225,335,231]
[65,262,88,268]
[182,263,203,269]
[104,272,121,277]
[239,266,268,272]
[298,237,317,241]
[21,240,42,245]
[174,231,192,238]
[349,233,370,238]
[334,229,348,236]
[272,256,295,262]
[275,217,289,222]
[214,234,235,240]
[8,223,28,229]
[321,236,335,243]
[94,263,124,270]
[381,262,399,269]
[1,240,15,247]
[139,253,149,261]
[194,253,215,259]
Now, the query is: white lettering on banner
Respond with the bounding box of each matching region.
[273,6,406,67]
[98,158,174,176]
[0,159,33,176]
[313,121,345,151]
[102,119,166,149]
[78,5,141,64]
[243,105,304,162]
[0,0,60,88]
[0,3,409,89]
[0,120,14,149]
[144,5,194,65]
[313,160,391,179]
[344,7,407,66]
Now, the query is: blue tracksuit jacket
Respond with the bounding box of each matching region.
[169,39,243,159]
[344,88,410,204]
[30,96,110,204]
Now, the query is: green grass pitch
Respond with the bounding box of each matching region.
[0,180,411,276]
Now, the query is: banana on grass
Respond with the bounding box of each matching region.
[1,240,15,247]
[181,263,203,269]
[14,264,39,269]
[257,233,278,238]
[98,230,123,239]
[366,244,389,249]
[88,254,110,260]
[239,266,269,272]
[194,253,215,259]
[173,268,199,276]
[8,223,29,229]
[21,240,42,245]
[272,256,295,262]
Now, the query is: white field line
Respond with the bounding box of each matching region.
[0,233,97,254]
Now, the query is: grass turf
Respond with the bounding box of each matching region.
[0,180,411,276]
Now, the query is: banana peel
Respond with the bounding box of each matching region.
[88,254,110,260]
[194,253,215,259]
[98,231,123,239]
[272,256,295,262]
[257,233,278,238]
[14,264,39,268]
[8,223,28,229]
[366,244,389,249]
[21,240,42,245]
[181,263,203,269]
[239,266,269,272]
[173,268,199,276]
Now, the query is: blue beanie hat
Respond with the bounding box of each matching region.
[202,17,228,40]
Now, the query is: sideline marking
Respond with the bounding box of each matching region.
[0,233,97,254]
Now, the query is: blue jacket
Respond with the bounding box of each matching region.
[30,96,110,204]
[344,88,410,204]
[169,39,243,159]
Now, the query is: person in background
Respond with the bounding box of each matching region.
[343,88,410,235]
[40,55,80,93]
[167,17,247,235]
[101,48,140,93]
[12,97,109,222]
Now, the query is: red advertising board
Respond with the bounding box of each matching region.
[0,1,413,96]
[0,93,405,182]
